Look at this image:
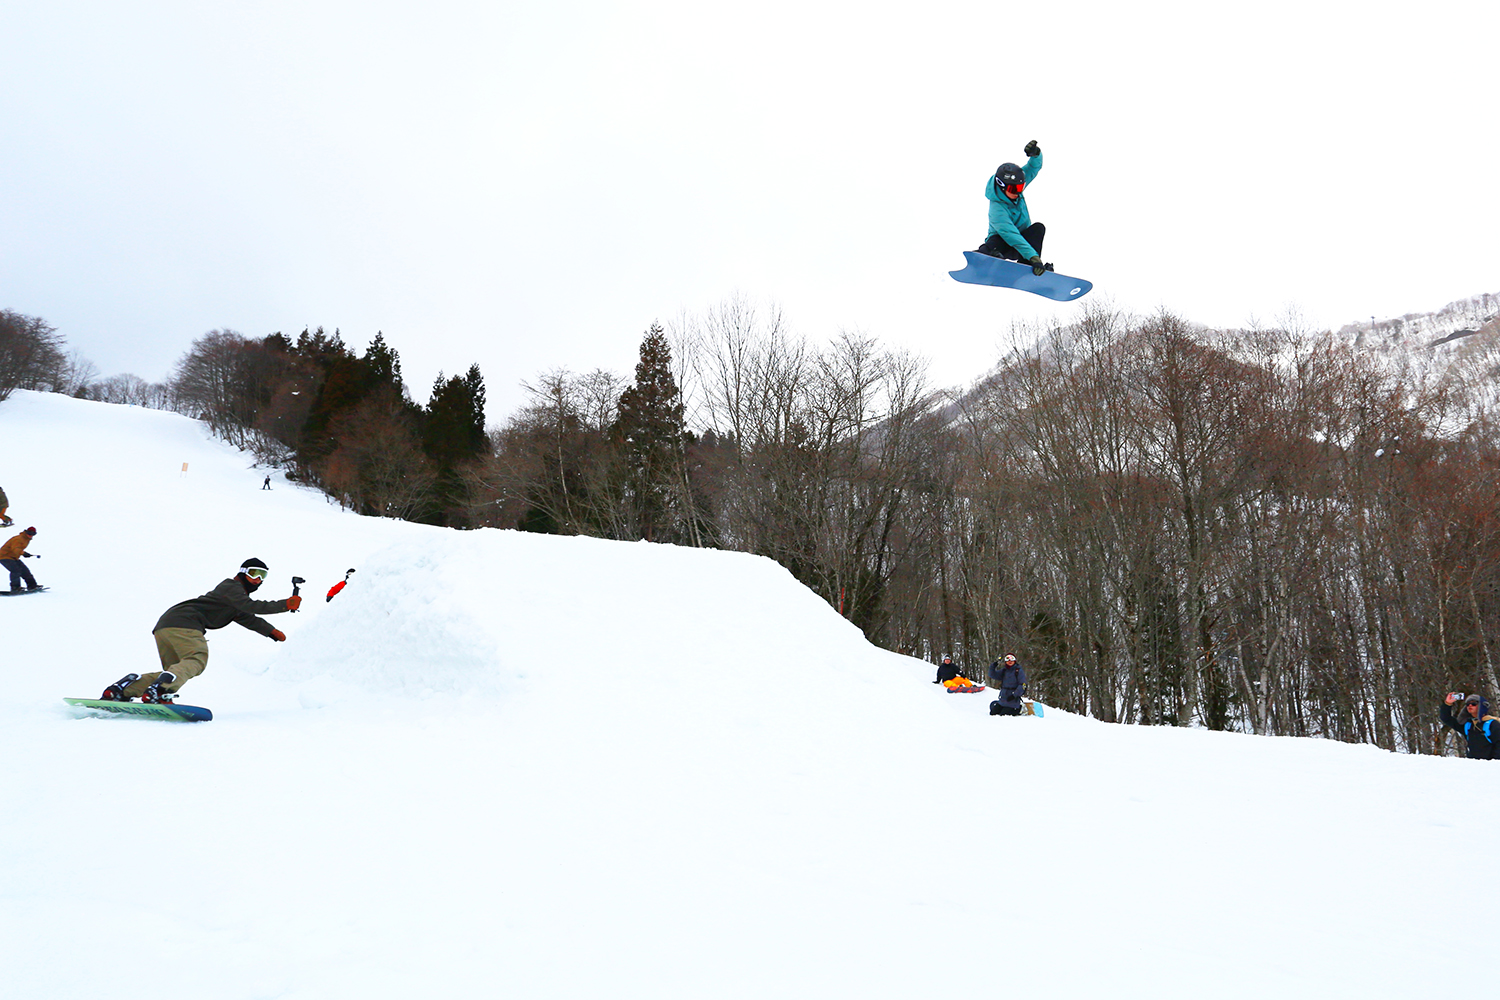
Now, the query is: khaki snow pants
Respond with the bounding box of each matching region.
[122,628,209,698]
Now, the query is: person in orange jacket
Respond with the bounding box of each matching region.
[0,526,41,592]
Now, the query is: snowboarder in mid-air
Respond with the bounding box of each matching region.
[977,139,1051,275]
[99,558,300,704]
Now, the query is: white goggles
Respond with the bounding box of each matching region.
[240,565,268,581]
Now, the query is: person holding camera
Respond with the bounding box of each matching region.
[988,653,1027,717]
[1440,692,1499,759]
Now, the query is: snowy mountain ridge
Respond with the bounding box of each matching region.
[1335,289,1500,355]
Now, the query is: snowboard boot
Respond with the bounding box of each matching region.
[141,672,177,704]
[100,673,141,701]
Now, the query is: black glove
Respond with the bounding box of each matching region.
[1024,139,1040,157]
[1027,256,1046,276]
[23,551,37,559]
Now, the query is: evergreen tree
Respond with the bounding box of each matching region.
[422,364,489,525]
[616,324,688,541]
[365,331,403,392]
[423,365,487,467]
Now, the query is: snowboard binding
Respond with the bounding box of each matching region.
[141,672,178,705]
[100,673,141,702]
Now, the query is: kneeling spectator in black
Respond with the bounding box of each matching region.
[1441,692,1499,759]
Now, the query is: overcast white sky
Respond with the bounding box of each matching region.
[3,0,1496,421]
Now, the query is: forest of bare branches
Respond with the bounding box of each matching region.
[477,299,1500,753]
[8,296,1500,752]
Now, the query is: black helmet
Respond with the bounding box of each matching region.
[995,162,1025,187]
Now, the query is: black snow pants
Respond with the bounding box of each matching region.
[978,222,1045,261]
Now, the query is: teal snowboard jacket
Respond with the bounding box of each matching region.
[985,152,1043,258]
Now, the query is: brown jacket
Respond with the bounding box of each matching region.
[0,532,33,560]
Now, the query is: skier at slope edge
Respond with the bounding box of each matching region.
[977,139,1053,276]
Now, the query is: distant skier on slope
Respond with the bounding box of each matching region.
[1440,692,1499,759]
[977,139,1052,276]
[1,526,42,592]
[99,558,300,704]
[987,653,1027,717]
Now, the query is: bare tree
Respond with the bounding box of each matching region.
[0,310,67,400]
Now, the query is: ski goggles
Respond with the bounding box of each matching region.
[1004,182,1025,197]
[240,565,268,581]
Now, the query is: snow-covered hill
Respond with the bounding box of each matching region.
[1,390,1495,1000]
[1335,290,1500,356]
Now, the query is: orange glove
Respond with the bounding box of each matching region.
[286,595,302,611]
[270,628,287,641]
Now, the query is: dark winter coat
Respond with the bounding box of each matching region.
[154,577,288,638]
[988,660,1027,707]
[935,659,960,684]
[1440,702,1500,760]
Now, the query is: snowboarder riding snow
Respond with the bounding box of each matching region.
[100,558,300,704]
[1,526,42,592]
[977,140,1051,275]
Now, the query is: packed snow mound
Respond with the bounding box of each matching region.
[274,527,887,706]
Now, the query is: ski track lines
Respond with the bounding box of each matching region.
[1,390,1496,1000]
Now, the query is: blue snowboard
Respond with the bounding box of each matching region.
[64,697,213,722]
[949,251,1092,302]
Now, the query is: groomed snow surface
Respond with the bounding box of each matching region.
[2,390,1494,999]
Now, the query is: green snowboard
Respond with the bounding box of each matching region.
[64,698,213,723]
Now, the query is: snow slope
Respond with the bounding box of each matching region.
[1,390,1495,1000]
